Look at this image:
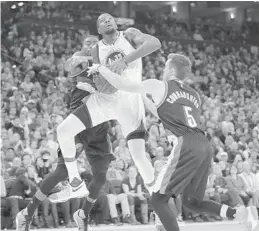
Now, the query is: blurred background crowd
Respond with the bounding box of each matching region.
[1,1,259,230]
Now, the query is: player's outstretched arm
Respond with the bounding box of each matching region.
[123,28,161,64]
[91,64,165,101]
[95,65,144,92]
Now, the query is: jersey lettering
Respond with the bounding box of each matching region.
[105,51,126,66]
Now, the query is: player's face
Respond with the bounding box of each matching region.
[97,14,117,35]
[82,37,99,55]
[163,59,176,81]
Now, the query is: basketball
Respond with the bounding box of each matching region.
[94,73,118,94]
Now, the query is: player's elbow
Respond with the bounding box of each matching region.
[151,37,161,50]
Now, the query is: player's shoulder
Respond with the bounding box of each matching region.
[124,27,142,38]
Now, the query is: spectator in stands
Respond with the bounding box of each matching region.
[239,161,259,208]
[1,3,259,226]
[122,166,149,225]
[107,159,127,182]
[152,146,165,165]
[8,167,40,228]
[226,165,252,206]
[106,179,134,225]
[114,138,132,167]
[236,160,244,174]
[22,153,33,168]
[90,180,113,225]
[212,164,242,207]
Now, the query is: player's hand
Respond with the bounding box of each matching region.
[87,64,101,76]
[77,82,96,94]
[67,56,90,70]
[109,58,128,74]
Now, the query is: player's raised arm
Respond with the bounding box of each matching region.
[109,28,161,74]
[124,27,161,64]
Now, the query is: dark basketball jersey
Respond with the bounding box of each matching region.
[157,80,203,137]
[69,60,96,112]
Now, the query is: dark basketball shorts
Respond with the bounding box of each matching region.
[155,131,213,201]
[126,120,148,141]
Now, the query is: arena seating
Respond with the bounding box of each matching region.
[1,2,259,229]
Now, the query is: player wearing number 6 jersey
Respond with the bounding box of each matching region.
[88,53,259,231]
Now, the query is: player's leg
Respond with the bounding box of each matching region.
[73,128,114,230]
[151,193,179,231]
[16,151,69,231]
[118,93,155,187]
[182,152,258,230]
[73,155,112,229]
[58,95,116,187]
[56,104,89,187]
[127,137,155,185]
[178,133,258,230]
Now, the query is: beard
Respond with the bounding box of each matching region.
[105,28,117,35]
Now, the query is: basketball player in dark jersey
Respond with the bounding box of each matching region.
[88,53,259,231]
[16,36,115,231]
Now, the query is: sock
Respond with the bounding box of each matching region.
[82,195,97,217]
[27,190,47,218]
[64,160,82,185]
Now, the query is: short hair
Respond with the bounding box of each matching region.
[96,13,113,28]
[168,53,192,80]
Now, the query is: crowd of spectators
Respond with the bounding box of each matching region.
[1,2,259,230]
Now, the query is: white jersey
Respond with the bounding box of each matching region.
[97,31,142,83]
[85,30,146,138]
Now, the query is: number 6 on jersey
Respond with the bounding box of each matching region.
[183,106,197,128]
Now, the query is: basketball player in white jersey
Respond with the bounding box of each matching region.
[51,13,161,208]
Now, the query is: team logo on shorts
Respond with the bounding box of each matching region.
[105,50,126,66]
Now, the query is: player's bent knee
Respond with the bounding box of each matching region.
[182,194,200,209]
[54,164,68,181]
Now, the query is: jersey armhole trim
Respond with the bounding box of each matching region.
[156,81,168,108]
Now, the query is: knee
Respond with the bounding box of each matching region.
[182,194,199,208]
